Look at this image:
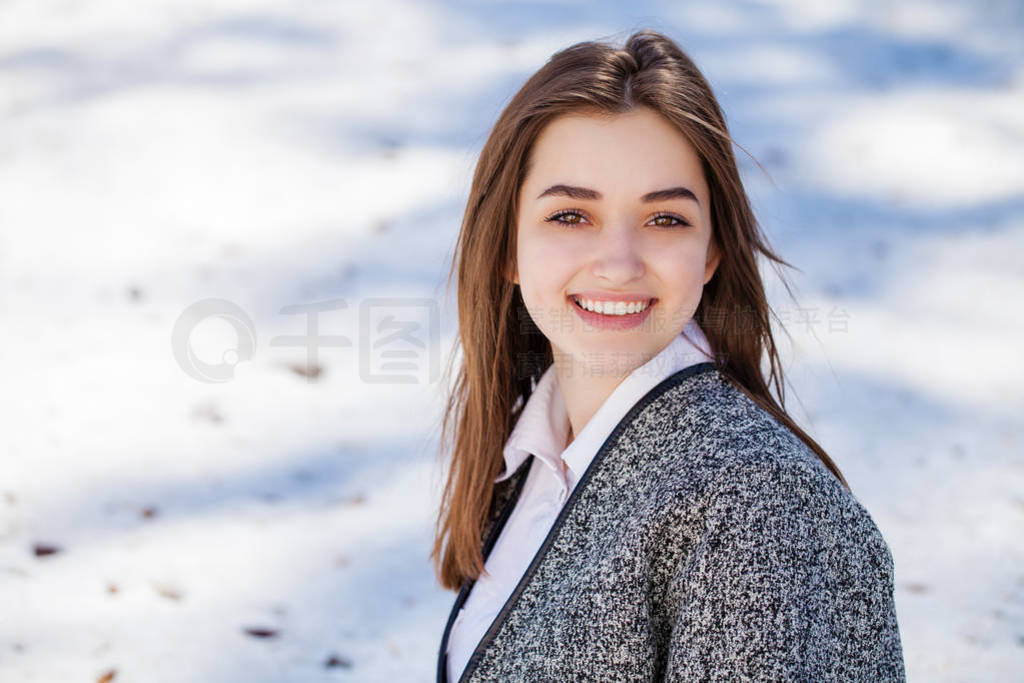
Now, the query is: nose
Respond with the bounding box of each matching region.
[590,225,645,284]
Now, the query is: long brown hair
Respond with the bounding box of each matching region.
[430,29,848,592]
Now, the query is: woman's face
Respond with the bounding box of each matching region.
[513,106,720,375]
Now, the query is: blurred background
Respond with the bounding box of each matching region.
[1,0,1021,680]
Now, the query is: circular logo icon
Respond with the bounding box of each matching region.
[171,299,257,383]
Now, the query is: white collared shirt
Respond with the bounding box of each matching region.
[446,320,715,682]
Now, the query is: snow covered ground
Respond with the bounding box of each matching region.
[1,0,1021,680]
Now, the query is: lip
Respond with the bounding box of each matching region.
[567,294,655,331]
[570,290,657,303]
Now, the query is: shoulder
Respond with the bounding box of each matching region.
[648,365,839,487]
[654,365,816,467]
[637,366,816,485]
[700,452,894,577]
[657,374,906,679]
[648,365,893,568]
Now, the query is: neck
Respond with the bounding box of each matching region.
[553,352,642,446]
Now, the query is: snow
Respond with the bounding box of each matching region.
[1,0,1022,680]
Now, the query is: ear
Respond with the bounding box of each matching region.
[703,239,721,285]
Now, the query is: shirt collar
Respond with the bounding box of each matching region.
[496,357,570,483]
[496,319,714,485]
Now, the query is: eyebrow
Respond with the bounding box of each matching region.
[536,184,700,205]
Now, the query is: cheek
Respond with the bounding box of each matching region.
[517,231,576,293]
[650,243,711,286]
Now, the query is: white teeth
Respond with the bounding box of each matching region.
[574,297,651,315]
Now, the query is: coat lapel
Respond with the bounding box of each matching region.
[440,361,717,682]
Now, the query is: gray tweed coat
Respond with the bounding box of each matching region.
[437,361,906,682]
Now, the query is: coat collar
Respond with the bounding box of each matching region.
[496,320,714,492]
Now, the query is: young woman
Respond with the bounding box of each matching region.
[431,29,906,682]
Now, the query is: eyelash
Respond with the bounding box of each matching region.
[542,208,691,229]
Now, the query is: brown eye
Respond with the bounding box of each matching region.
[544,210,588,227]
[651,212,690,228]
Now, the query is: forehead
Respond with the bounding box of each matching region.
[522,107,707,199]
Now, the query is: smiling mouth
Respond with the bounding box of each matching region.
[568,295,657,315]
